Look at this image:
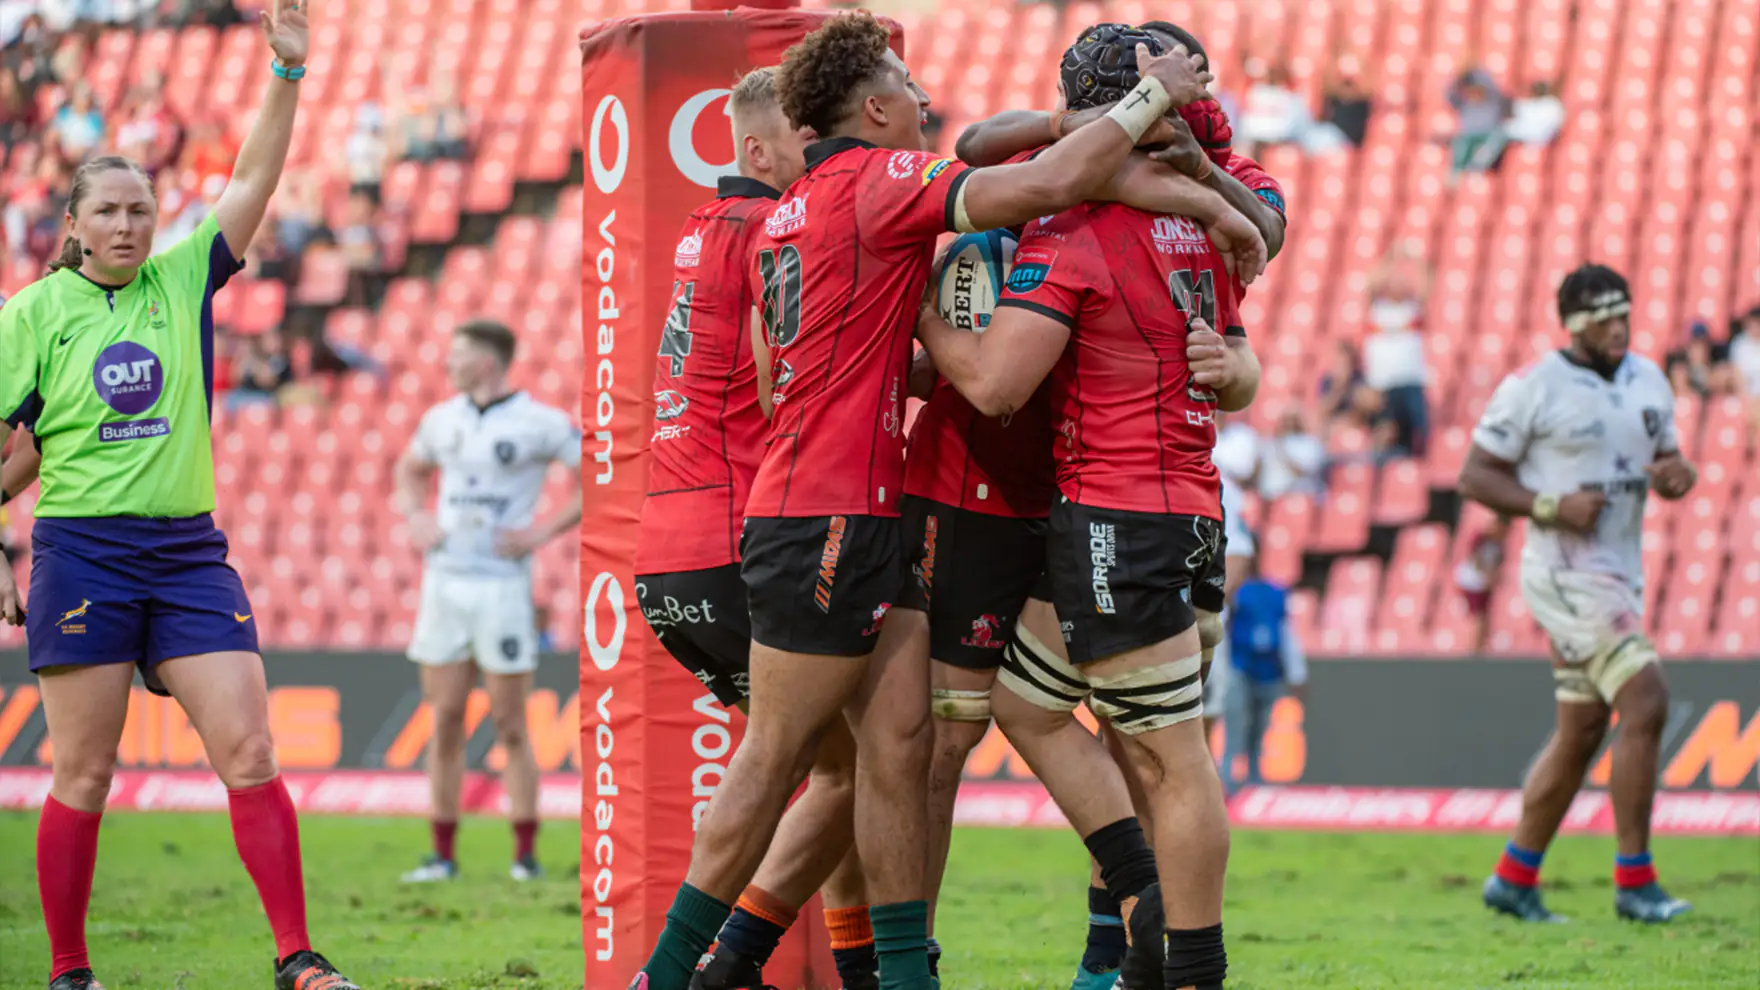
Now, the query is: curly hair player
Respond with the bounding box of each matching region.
[1460,264,1695,925]
[629,12,1215,990]
[0,3,363,989]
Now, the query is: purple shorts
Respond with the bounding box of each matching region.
[1461,588,1491,617]
[26,514,258,695]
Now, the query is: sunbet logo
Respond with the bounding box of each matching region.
[99,417,169,442]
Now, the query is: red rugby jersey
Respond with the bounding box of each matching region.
[904,146,1056,519]
[1221,150,1287,224]
[997,202,1242,517]
[636,177,779,573]
[745,139,973,518]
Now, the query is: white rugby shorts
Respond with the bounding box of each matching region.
[408,570,539,675]
[1518,565,1650,704]
[1224,511,1256,561]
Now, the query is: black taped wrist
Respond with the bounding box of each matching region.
[1083,817,1158,903]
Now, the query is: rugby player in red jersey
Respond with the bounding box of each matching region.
[632,12,1217,990]
[916,30,1260,990]
[634,68,879,990]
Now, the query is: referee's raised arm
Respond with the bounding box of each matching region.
[213,0,311,257]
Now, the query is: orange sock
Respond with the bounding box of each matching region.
[734,885,798,930]
[824,905,874,949]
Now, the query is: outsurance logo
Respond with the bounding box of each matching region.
[93,341,164,414]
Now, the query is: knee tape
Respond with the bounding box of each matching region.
[931,687,993,722]
[1556,633,1658,704]
[1087,653,1204,735]
[997,623,1089,713]
[1196,608,1224,651]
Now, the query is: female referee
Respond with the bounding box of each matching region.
[0,4,361,989]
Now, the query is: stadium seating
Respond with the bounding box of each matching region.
[1,0,1753,658]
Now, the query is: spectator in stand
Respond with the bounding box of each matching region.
[112,75,184,176]
[1239,59,1310,155]
[1317,65,1371,149]
[274,169,328,256]
[47,80,105,166]
[1447,63,1510,177]
[1664,320,1736,398]
[1362,241,1432,456]
[0,1,33,48]
[181,117,240,187]
[0,63,39,149]
[2,149,68,265]
[1317,339,1369,432]
[400,71,469,162]
[229,329,296,410]
[155,171,225,253]
[1454,515,1509,654]
[1223,559,1307,797]
[1505,81,1564,147]
[1728,305,1760,399]
[174,0,246,27]
[345,103,388,200]
[1215,406,1328,501]
[337,190,381,306]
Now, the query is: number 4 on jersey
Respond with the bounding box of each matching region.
[660,280,695,375]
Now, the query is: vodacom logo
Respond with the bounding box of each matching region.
[589,94,628,194]
[583,571,628,670]
[670,88,738,189]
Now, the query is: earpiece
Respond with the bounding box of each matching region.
[83,248,93,256]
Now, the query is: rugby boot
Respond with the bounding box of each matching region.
[274,950,360,990]
[1117,882,1166,990]
[48,969,105,990]
[1069,962,1121,990]
[927,938,941,979]
[1615,882,1692,923]
[509,855,543,881]
[689,945,776,990]
[1482,875,1566,923]
[841,969,881,990]
[400,854,458,883]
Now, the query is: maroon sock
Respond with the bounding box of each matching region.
[39,796,101,980]
[513,820,538,861]
[434,819,459,862]
[227,777,311,962]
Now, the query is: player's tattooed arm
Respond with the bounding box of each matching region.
[915,300,1068,418]
[1459,446,1606,534]
[1146,116,1285,261]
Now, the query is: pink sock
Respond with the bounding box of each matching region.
[38,796,102,979]
[227,777,311,961]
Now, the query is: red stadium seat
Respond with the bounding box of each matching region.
[1312,463,1373,553]
[1318,556,1382,655]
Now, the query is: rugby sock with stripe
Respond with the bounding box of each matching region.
[1494,842,1545,888]
[1614,851,1657,889]
[871,900,935,990]
[39,795,100,980]
[1083,817,1159,902]
[720,885,796,965]
[432,819,458,862]
[227,776,313,961]
[1080,884,1127,973]
[643,884,732,990]
[826,904,877,984]
[1163,923,1227,990]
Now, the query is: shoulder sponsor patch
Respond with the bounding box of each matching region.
[1006,245,1058,294]
[1255,187,1286,215]
[922,158,954,185]
[886,150,924,179]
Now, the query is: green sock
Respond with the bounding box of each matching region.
[642,883,732,990]
[871,900,936,990]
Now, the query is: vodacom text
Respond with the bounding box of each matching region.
[588,93,627,486]
[584,570,628,962]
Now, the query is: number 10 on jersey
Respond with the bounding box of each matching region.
[759,245,804,349]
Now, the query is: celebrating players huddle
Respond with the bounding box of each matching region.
[631,15,1289,990]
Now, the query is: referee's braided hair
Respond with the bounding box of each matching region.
[1060,23,1165,111]
[776,12,894,136]
[1556,263,1630,328]
[49,156,155,274]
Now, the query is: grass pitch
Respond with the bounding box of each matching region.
[0,812,1754,989]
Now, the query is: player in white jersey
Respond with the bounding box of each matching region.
[393,319,583,882]
[1460,265,1697,925]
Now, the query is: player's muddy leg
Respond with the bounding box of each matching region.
[158,650,315,965]
[36,662,134,983]
[1086,627,1230,990]
[486,670,540,873]
[1607,664,1668,857]
[845,607,935,990]
[925,661,996,930]
[698,715,861,989]
[420,659,478,869]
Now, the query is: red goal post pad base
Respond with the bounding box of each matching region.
[577,5,904,989]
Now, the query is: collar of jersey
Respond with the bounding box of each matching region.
[65,268,136,296]
[804,136,877,171]
[471,390,523,415]
[1556,347,1626,382]
[717,176,781,201]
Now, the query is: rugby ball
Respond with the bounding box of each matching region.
[936,229,1017,333]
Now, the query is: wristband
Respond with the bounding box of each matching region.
[1104,76,1173,144]
[1531,493,1560,525]
[271,60,307,81]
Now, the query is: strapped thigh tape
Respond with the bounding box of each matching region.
[1553,633,1659,704]
[931,687,993,722]
[997,622,1089,713]
[1087,653,1205,735]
